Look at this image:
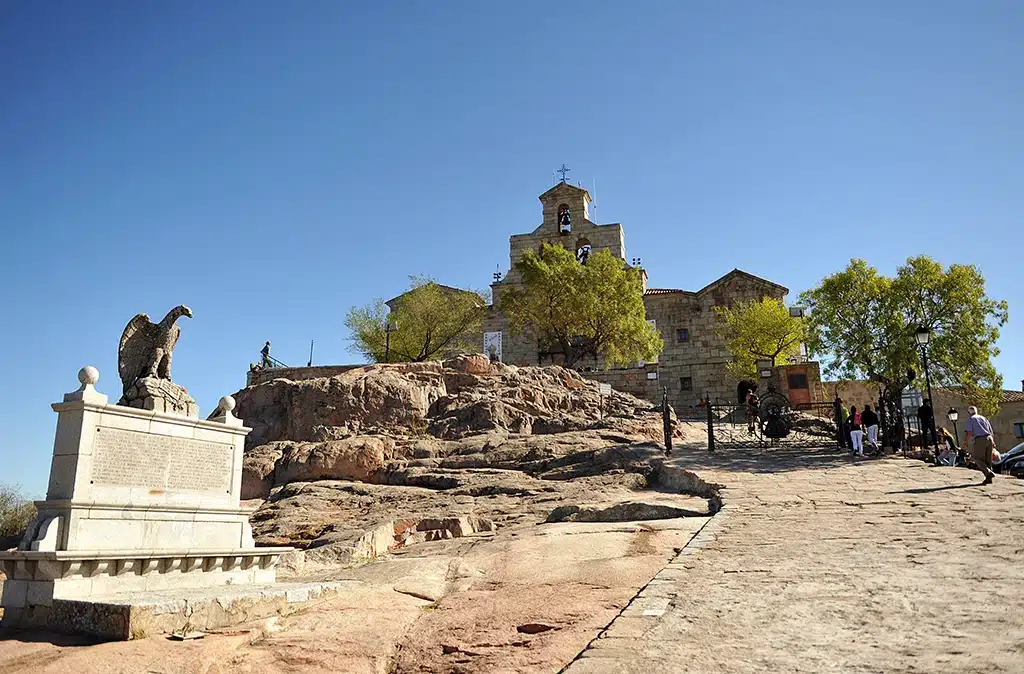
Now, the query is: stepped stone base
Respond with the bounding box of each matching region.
[1,581,349,640]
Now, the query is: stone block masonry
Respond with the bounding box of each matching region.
[248,364,362,386]
[0,366,294,637]
[476,179,791,413]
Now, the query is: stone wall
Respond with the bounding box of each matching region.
[502,182,625,286]
[644,272,788,409]
[822,380,880,412]
[579,364,662,403]
[454,181,789,415]
[772,361,824,404]
[930,389,1024,451]
[248,365,363,386]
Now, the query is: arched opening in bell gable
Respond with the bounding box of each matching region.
[557,204,572,234]
[575,238,592,264]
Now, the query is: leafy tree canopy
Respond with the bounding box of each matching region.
[499,243,662,368]
[345,277,486,363]
[714,297,806,380]
[799,256,1008,414]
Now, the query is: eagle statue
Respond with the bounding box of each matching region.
[118,305,193,395]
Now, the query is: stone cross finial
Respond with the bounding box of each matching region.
[556,164,570,183]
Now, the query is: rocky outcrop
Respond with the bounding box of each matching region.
[233,357,671,450]
[242,436,397,499]
[235,356,712,554]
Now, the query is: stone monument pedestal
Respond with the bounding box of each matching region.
[0,368,297,638]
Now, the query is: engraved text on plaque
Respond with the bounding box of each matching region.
[91,427,233,493]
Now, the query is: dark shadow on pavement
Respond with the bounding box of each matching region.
[0,627,102,647]
[669,445,862,474]
[887,483,980,495]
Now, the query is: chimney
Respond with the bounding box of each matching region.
[1020,379,1023,392]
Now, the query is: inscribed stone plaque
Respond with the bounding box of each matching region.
[91,427,233,493]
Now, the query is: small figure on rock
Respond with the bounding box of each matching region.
[261,341,272,368]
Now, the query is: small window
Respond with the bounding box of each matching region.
[1015,423,1024,439]
[680,376,693,391]
[787,373,809,390]
[676,328,690,342]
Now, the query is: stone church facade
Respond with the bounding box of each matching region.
[483,180,789,411]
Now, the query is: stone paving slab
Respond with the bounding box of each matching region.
[564,449,1024,674]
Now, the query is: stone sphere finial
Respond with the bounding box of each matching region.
[219,395,236,413]
[78,366,100,387]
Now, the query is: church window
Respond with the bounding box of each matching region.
[575,238,592,264]
[680,377,693,391]
[558,204,572,234]
[676,328,690,342]
[787,373,809,390]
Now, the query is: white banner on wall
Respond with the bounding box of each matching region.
[484,331,503,362]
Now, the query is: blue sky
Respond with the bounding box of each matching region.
[2,1,1021,494]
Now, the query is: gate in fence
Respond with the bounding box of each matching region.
[706,391,842,451]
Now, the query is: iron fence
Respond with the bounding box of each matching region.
[706,397,842,451]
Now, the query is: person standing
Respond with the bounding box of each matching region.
[917,400,936,447]
[746,390,760,435]
[963,405,997,485]
[260,341,272,368]
[862,404,880,453]
[849,405,864,457]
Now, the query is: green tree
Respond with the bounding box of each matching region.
[714,297,806,380]
[499,243,662,368]
[345,278,486,363]
[799,256,1008,415]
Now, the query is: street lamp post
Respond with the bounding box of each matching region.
[384,318,398,363]
[915,326,938,452]
[947,407,959,448]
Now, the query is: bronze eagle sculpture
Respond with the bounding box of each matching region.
[118,305,193,395]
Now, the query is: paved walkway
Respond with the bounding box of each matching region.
[565,448,1024,673]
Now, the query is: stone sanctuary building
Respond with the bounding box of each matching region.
[248,179,792,411]
[482,180,790,411]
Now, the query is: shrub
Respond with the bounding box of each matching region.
[0,484,36,540]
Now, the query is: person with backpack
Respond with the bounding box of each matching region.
[849,405,864,457]
[862,404,880,454]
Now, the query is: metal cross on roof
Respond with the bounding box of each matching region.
[556,164,571,183]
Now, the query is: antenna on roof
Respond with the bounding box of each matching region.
[592,178,597,218]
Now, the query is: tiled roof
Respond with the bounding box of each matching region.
[644,270,789,298]
[1002,389,1024,403]
[936,386,1024,404]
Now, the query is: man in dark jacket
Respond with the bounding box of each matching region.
[862,405,880,452]
[917,400,936,447]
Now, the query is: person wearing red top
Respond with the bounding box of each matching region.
[849,405,864,457]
